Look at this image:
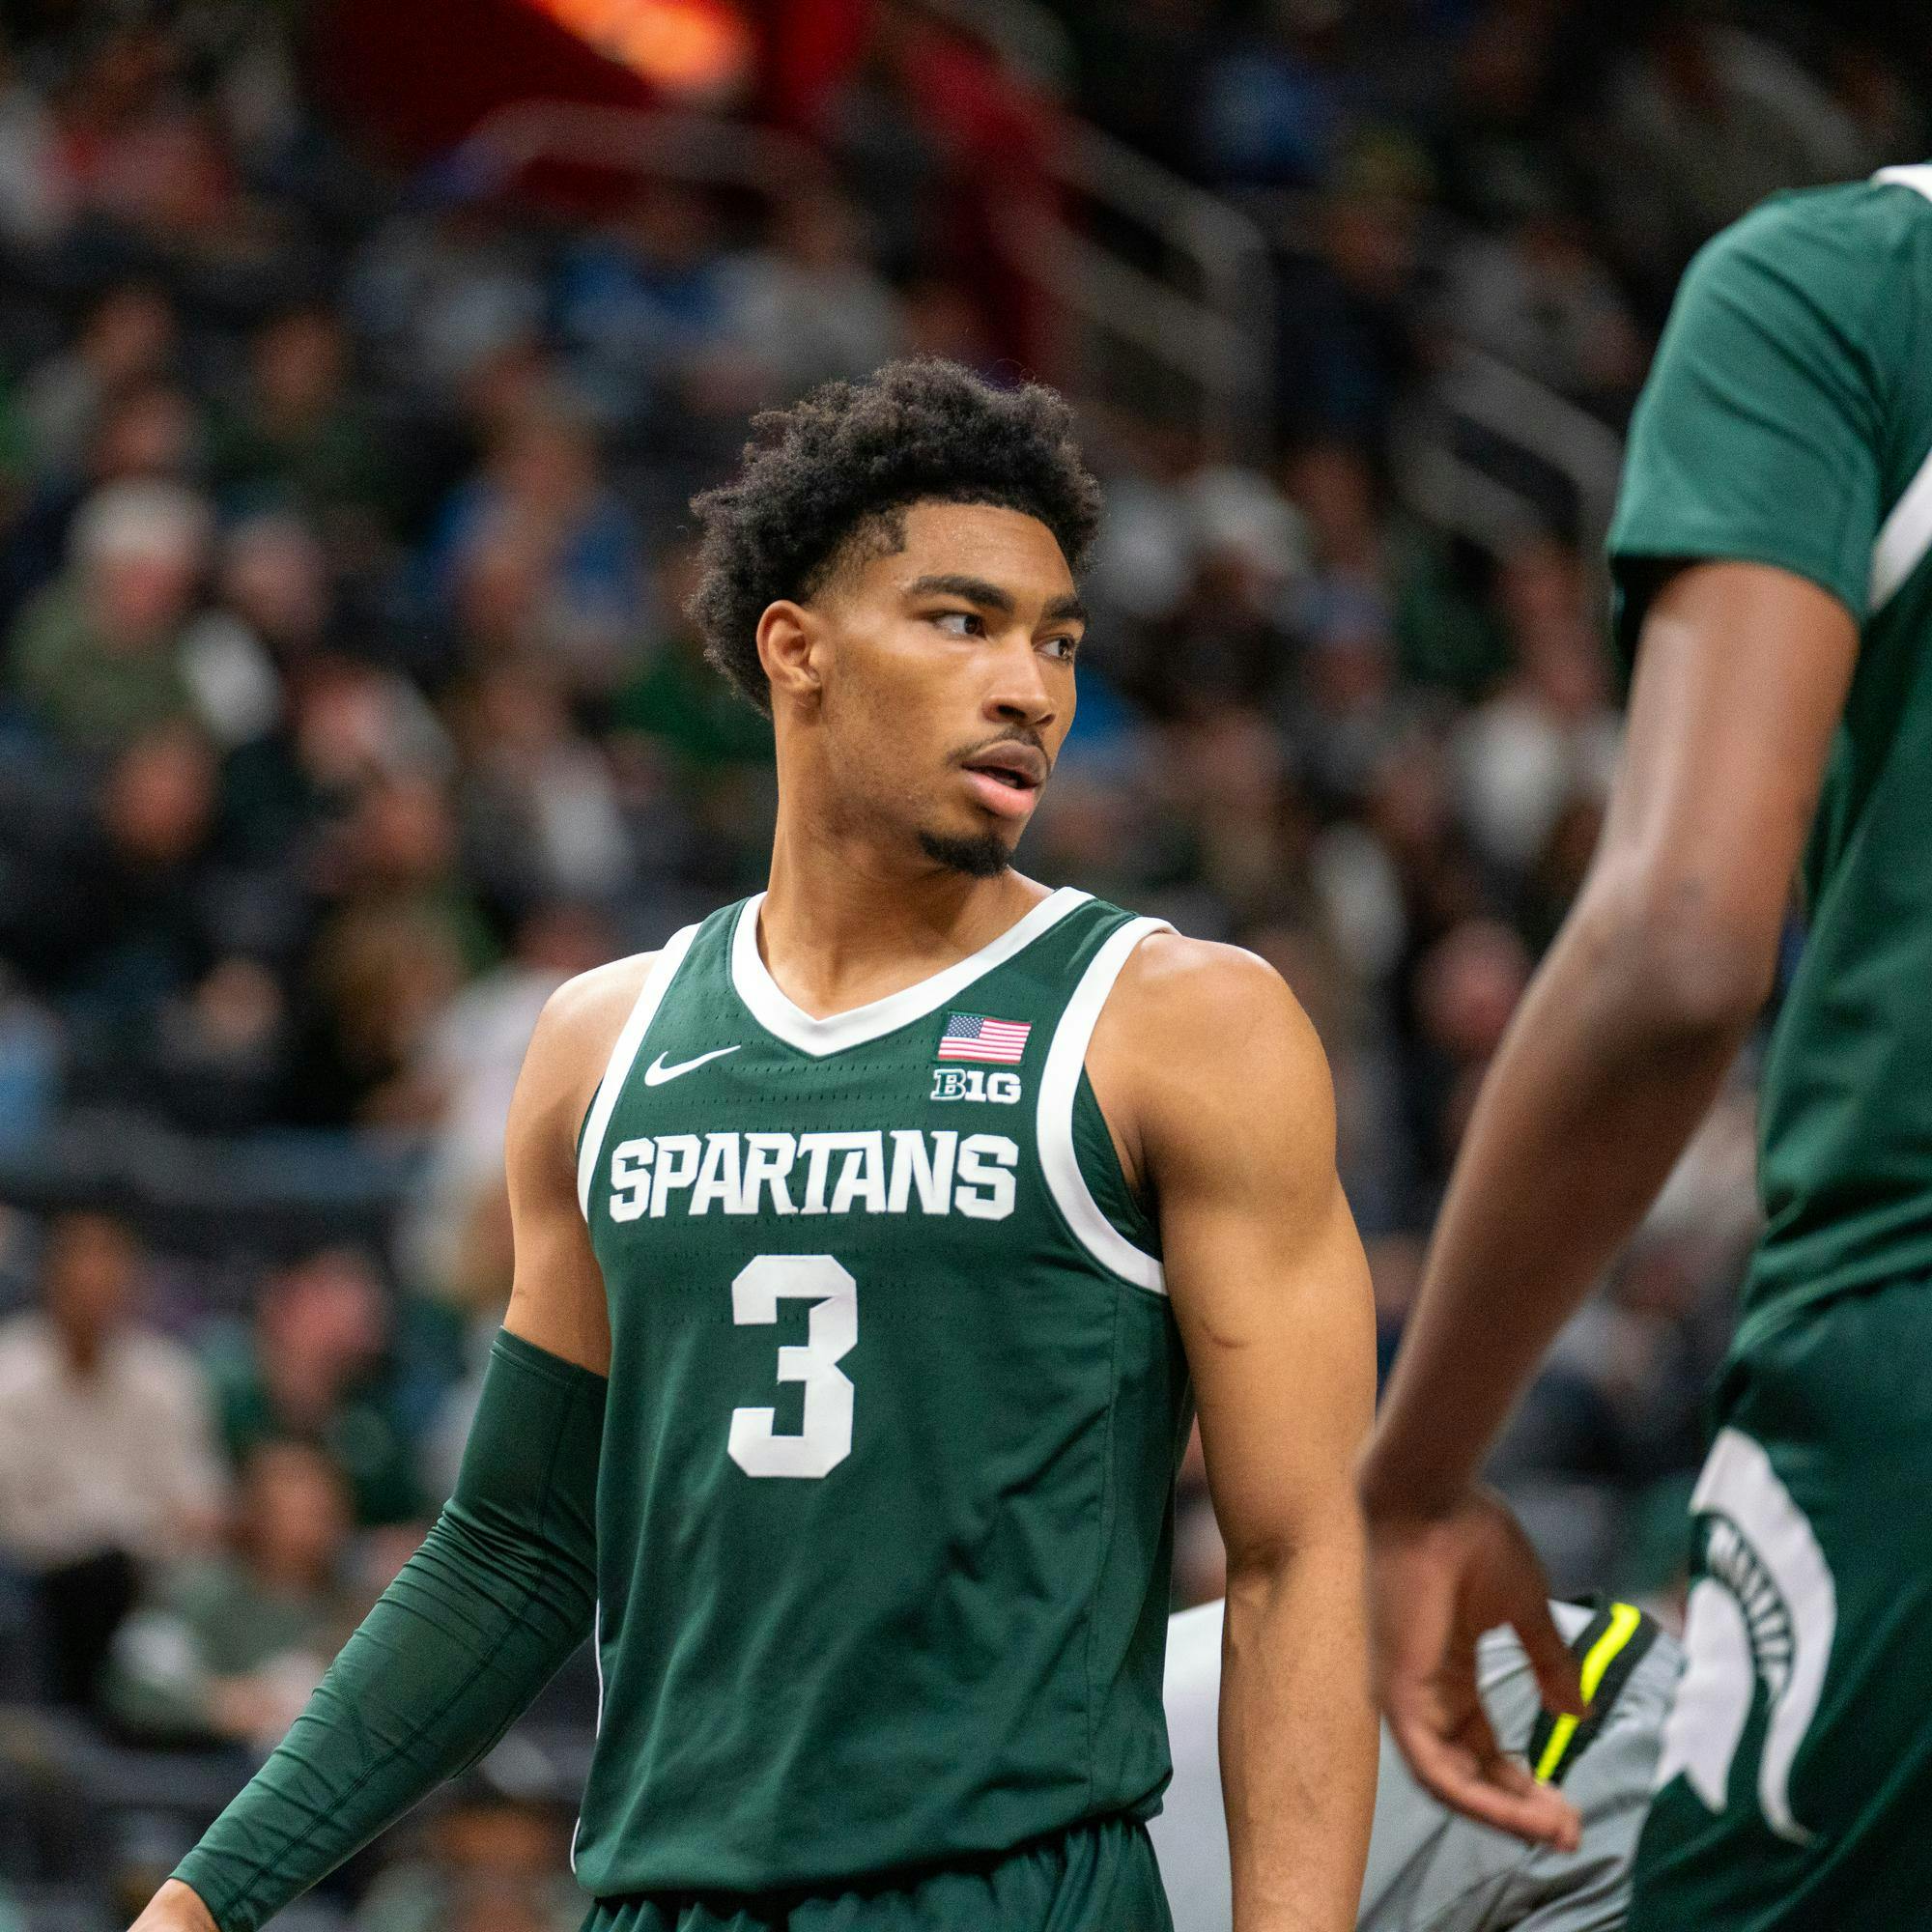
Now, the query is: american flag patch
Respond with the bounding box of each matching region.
[937,1013,1032,1064]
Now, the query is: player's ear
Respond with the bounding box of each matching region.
[757,599,824,710]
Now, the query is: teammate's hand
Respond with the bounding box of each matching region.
[1363,1484,1587,1851]
[128,1880,218,1932]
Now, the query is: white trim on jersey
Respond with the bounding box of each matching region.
[576,923,702,1220]
[1870,464,1932,616]
[1871,442,1932,616]
[568,1601,606,1873]
[728,886,1093,1058]
[1869,167,1932,615]
[1037,914,1171,1295]
[1873,162,1932,205]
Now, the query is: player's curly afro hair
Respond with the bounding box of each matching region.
[687,358,1102,714]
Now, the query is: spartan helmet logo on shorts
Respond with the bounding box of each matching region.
[1653,1427,1837,1843]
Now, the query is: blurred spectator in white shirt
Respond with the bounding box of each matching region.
[0,1210,227,1701]
[1454,538,1620,874]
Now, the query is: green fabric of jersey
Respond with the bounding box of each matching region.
[572,889,1190,1898]
[1633,1273,1932,1929]
[581,1815,1172,1932]
[1608,169,1932,1348]
[174,1330,604,1932]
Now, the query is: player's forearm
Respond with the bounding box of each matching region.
[165,1333,603,1932]
[1219,1512,1376,1932]
[1363,895,1749,1517]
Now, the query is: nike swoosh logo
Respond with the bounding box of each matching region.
[643,1045,741,1086]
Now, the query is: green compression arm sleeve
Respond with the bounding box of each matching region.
[173,1330,605,1932]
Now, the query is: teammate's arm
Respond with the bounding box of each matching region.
[1098,939,1378,1932]
[1359,561,1856,1845]
[128,961,645,1932]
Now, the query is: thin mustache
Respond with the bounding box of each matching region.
[955,731,1051,771]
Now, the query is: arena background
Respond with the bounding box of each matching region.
[0,0,1917,1922]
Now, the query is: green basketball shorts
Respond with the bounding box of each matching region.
[581,1814,1173,1932]
[1632,1272,1932,1929]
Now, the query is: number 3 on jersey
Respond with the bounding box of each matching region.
[727,1254,857,1478]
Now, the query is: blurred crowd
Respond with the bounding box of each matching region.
[0,0,1913,1919]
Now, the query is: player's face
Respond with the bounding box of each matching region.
[808,500,1083,875]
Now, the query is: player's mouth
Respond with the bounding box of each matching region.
[959,743,1047,820]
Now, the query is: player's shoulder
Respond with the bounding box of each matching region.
[534,951,659,1066]
[1105,927,1328,1098]
[540,951,659,1046]
[513,951,661,1139]
[1113,928,1311,1036]
[1690,171,1932,300]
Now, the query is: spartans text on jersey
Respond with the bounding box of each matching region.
[607,1128,1020,1222]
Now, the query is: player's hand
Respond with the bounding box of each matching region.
[128,1880,218,1932]
[1363,1483,1586,1851]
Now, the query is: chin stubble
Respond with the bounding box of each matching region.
[917,829,1013,879]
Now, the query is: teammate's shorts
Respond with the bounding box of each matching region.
[581,1814,1173,1932]
[1632,1270,1932,1930]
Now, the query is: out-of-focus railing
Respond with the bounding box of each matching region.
[1432,351,1626,554]
[445,84,1276,462]
[445,99,813,201]
[1016,121,1274,461]
[445,63,1612,527]
[913,0,1078,96]
[1400,348,1627,611]
[912,0,1274,456]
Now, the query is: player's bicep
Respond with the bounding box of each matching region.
[500,966,647,1378]
[1129,948,1376,1560]
[503,1165,611,1378]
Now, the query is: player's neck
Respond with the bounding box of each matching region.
[758,821,1048,1021]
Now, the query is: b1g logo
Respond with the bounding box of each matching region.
[931,1067,1022,1105]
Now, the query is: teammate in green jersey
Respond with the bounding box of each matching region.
[130,360,1378,1932]
[1359,168,1932,1930]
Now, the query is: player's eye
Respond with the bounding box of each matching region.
[932,610,985,637]
[1041,633,1080,663]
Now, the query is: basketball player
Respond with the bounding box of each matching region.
[1157,1598,1678,1932]
[129,360,1378,1932]
[1362,168,1932,1927]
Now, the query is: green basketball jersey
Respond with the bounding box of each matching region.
[567,888,1192,1895]
[1609,165,1932,1349]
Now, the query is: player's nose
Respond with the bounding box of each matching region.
[982,633,1058,729]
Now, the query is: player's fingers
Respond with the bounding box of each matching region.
[1482,1493,1586,1718]
[1455,1692,1584,1853]
[1385,1697,1582,1851]
[1513,1598,1586,1719]
[1475,1747,1584,1854]
[1391,1677,1584,1855]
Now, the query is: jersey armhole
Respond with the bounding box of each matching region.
[1071,1066,1161,1259]
[574,923,702,1220]
[1037,915,1171,1296]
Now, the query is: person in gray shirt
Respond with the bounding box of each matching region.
[1155,1598,1679,1932]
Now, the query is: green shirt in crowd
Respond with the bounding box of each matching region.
[9,580,194,753]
